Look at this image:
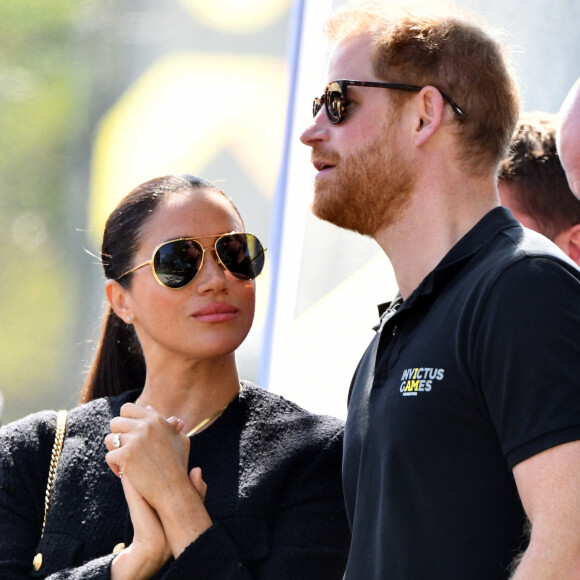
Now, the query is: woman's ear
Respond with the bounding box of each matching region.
[105,279,133,324]
[414,86,445,146]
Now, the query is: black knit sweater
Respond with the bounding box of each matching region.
[0,382,350,579]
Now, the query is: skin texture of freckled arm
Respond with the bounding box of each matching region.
[511,440,580,579]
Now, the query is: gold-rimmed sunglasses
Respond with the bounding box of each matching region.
[117,232,266,289]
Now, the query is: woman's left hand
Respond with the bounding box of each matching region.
[106,404,191,505]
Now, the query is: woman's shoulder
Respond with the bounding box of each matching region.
[0,409,59,453]
[0,410,63,490]
[239,381,345,440]
[0,389,140,449]
[67,389,139,423]
[235,383,345,491]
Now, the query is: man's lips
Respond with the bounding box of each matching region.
[192,303,239,322]
[313,160,336,172]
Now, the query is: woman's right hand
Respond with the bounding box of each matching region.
[189,466,208,503]
[111,466,208,580]
[111,474,171,580]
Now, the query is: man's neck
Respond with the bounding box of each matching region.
[373,175,499,300]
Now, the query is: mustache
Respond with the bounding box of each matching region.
[311,150,340,165]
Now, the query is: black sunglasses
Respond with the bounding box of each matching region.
[313,79,464,124]
[117,232,266,289]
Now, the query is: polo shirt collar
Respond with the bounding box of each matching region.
[377,206,520,321]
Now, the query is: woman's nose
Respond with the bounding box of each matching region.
[196,249,228,293]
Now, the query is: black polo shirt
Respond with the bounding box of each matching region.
[343,207,580,579]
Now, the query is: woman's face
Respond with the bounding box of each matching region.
[118,188,256,365]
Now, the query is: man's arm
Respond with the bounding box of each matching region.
[511,439,580,579]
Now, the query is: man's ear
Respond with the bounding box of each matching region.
[413,86,445,146]
[105,279,134,323]
[554,223,580,266]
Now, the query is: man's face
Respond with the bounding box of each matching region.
[300,35,415,236]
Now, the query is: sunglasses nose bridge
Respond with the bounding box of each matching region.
[199,245,229,277]
[310,98,338,133]
[192,247,231,294]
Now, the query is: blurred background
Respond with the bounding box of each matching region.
[1,0,578,425]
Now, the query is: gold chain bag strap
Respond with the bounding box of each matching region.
[33,409,68,572]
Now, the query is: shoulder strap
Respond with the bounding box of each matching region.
[33,409,68,571]
[41,409,68,536]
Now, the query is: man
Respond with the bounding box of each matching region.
[498,114,580,265]
[300,2,580,579]
[557,77,580,198]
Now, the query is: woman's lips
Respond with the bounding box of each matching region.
[192,303,239,322]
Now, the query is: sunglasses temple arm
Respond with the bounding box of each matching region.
[117,260,151,281]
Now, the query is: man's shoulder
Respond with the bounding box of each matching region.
[504,225,578,269]
[470,223,580,286]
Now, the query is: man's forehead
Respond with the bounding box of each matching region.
[325,34,375,82]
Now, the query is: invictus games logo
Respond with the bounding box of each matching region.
[400,367,445,396]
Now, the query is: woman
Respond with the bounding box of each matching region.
[0,175,350,579]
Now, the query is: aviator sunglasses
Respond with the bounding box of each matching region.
[117,232,266,289]
[313,79,464,124]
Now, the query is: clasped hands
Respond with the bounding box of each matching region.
[105,403,211,580]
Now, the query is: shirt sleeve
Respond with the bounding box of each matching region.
[472,256,580,468]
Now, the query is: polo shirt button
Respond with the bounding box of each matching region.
[392,325,398,336]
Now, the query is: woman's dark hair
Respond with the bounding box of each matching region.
[79,174,240,404]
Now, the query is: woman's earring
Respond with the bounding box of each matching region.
[126,314,133,324]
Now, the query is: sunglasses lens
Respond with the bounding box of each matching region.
[216,233,265,280]
[313,97,323,118]
[154,239,203,288]
[325,82,345,123]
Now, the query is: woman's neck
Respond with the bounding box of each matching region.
[136,355,241,435]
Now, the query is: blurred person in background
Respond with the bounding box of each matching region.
[0,174,350,579]
[498,113,580,266]
[557,77,580,198]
